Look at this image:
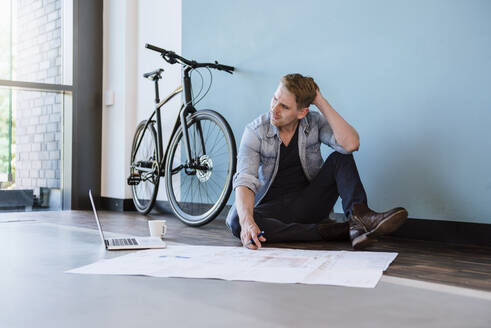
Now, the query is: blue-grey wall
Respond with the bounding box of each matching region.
[183,0,491,224]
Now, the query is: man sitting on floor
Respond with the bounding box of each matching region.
[226,73,408,250]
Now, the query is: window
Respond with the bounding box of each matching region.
[0,0,72,212]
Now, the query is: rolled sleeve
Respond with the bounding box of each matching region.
[232,125,262,193]
[316,112,351,154]
[233,172,261,194]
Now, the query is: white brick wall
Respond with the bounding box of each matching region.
[14,0,62,190]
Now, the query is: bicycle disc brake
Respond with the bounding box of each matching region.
[196,155,213,182]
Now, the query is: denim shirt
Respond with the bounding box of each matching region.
[233,110,351,206]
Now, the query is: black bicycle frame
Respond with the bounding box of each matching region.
[133,66,207,177]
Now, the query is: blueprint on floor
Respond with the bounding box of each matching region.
[66,245,398,288]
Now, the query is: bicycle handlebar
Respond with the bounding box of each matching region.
[145,43,234,74]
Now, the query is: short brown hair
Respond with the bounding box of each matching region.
[280,73,318,109]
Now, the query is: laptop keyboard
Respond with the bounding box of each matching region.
[112,238,138,246]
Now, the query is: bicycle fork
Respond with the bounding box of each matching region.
[179,67,208,174]
[177,106,208,175]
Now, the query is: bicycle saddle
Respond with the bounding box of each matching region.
[143,68,164,80]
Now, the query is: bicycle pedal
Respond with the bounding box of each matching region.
[127,174,141,186]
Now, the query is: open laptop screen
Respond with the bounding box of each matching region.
[88,190,107,246]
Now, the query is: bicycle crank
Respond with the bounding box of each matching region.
[128,160,159,186]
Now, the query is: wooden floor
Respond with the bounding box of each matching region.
[3,209,491,292]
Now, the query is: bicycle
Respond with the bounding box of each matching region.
[127,43,237,226]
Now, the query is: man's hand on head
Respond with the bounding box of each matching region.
[240,217,267,250]
[312,89,324,108]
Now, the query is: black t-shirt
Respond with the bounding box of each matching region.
[261,125,309,203]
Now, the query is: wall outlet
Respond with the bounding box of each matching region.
[104,90,115,106]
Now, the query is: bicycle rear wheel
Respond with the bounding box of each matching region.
[129,120,160,214]
[164,110,236,226]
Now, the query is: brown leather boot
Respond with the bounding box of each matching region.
[349,203,408,250]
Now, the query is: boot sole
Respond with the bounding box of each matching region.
[369,208,408,238]
[352,235,378,250]
[352,209,408,250]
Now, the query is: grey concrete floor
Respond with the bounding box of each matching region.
[1,218,490,328]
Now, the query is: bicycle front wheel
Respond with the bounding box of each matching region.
[130,120,160,214]
[164,110,236,226]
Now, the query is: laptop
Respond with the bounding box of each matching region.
[89,190,166,250]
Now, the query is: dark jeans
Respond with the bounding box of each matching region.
[226,151,368,242]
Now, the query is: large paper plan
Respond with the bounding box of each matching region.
[67,245,397,288]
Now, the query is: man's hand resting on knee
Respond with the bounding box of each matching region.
[240,217,267,250]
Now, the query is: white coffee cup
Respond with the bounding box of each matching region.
[148,220,167,238]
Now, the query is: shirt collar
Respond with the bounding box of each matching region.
[266,112,310,138]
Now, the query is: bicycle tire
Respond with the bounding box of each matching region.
[164,110,237,226]
[130,120,160,214]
